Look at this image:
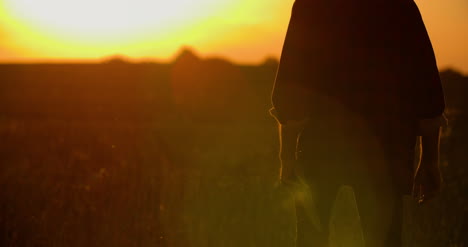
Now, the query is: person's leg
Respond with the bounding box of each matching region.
[295,181,339,247]
[294,147,341,247]
[385,194,404,247]
[294,115,366,247]
[294,149,344,247]
[354,119,416,247]
[353,181,403,247]
[383,121,417,247]
[295,198,328,247]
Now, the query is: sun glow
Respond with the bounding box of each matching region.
[3,0,464,71]
[4,0,234,41]
[1,0,257,60]
[0,0,291,62]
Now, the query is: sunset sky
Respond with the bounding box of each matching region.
[0,0,467,73]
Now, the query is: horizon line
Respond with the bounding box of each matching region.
[0,48,281,66]
[0,54,465,75]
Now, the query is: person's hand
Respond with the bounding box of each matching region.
[413,162,443,204]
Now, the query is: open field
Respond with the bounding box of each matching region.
[0,58,467,246]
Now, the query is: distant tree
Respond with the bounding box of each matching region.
[260,56,279,68]
[101,55,131,64]
[440,68,466,82]
[172,47,201,65]
[170,48,253,121]
[440,68,468,111]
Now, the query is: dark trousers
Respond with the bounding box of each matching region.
[294,115,416,247]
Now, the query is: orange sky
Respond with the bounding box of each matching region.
[0,0,467,73]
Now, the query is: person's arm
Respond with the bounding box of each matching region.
[414,114,447,203]
[270,108,308,185]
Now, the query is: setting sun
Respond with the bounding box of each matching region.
[0,0,466,72]
[2,0,286,61]
[3,0,234,42]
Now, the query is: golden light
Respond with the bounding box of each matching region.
[0,0,291,62]
[3,0,234,42]
[1,0,251,61]
[0,0,467,71]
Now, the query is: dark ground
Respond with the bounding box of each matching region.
[0,52,466,246]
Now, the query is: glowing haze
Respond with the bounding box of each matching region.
[0,0,467,72]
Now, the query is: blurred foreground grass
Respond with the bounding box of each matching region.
[0,63,466,247]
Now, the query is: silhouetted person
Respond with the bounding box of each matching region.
[270,0,446,246]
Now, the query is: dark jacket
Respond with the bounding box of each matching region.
[271,0,445,124]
